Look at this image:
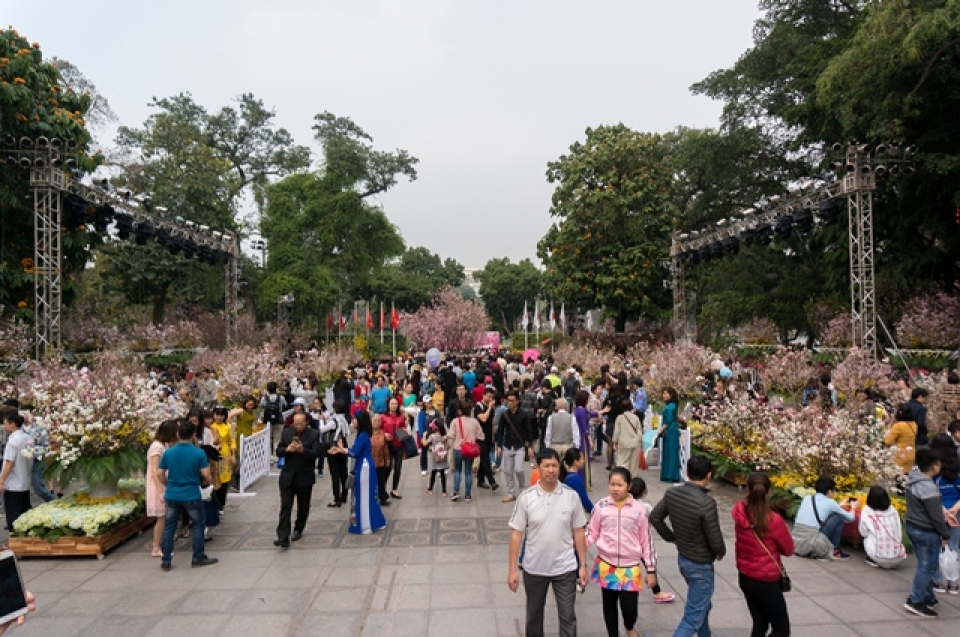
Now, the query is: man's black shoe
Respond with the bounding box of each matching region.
[273,539,290,549]
[477,483,489,489]
[161,562,171,572]
[191,557,219,567]
[291,530,303,542]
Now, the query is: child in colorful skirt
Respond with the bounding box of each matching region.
[586,468,659,637]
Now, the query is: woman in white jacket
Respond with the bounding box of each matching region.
[858,486,907,568]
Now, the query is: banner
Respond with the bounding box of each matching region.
[481,331,501,351]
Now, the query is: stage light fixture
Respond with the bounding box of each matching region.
[36,137,49,149]
[2,134,15,146]
[905,146,917,158]
[721,236,740,256]
[818,199,841,225]
[874,165,887,177]
[18,156,31,168]
[50,138,62,149]
[19,137,33,149]
[792,207,814,233]
[4,156,16,166]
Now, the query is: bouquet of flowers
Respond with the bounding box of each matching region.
[691,399,780,477]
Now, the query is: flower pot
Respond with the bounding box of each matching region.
[87,476,120,499]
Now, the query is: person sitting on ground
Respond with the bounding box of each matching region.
[858,485,907,569]
[791,476,856,561]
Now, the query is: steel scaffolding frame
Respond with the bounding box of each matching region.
[31,164,64,357]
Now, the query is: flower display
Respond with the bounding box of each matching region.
[12,479,145,540]
[15,353,166,484]
[760,346,814,402]
[550,343,616,380]
[765,406,899,489]
[401,286,490,352]
[646,341,716,397]
[188,342,284,404]
[691,401,780,476]
[830,347,901,402]
[0,309,31,360]
[895,290,960,349]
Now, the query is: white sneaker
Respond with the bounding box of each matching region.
[421,471,427,476]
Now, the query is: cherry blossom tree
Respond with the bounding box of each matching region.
[401,286,490,352]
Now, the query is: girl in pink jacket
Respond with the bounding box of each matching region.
[586,467,659,637]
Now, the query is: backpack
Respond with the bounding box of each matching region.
[432,435,448,464]
[262,394,284,425]
[322,414,347,448]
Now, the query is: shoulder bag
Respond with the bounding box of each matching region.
[459,417,481,460]
[752,528,791,592]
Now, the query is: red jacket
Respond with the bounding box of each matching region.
[380,413,408,450]
[732,499,794,582]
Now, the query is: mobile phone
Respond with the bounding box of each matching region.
[0,550,29,626]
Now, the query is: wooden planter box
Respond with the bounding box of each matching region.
[721,472,749,488]
[9,515,153,559]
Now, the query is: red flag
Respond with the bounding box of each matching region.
[338,311,346,331]
[327,314,334,331]
[366,306,373,329]
[391,306,400,330]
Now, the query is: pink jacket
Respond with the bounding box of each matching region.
[586,496,658,570]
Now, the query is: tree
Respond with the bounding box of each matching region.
[0,28,100,316]
[259,113,416,324]
[102,93,311,324]
[401,286,490,352]
[475,258,544,333]
[361,246,464,312]
[537,126,678,331]
[48,58,116,135]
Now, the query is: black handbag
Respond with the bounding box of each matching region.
[752,529,791,592]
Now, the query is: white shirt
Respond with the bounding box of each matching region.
[2,428,33,492]
[509,482,587,577]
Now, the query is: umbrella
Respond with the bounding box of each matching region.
[522,348,540,363]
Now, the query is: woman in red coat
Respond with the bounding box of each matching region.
[380,397,409,500]
[732,472,795,637]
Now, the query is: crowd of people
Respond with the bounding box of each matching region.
[4,350,960,635]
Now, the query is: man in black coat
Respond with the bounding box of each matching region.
[274,411,321,548]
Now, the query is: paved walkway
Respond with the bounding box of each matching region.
[5,459,956,637]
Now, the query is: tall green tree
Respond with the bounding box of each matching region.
[537,126,677,331]
[0,28,99,316]
[475,258,544,333]
[103,93,310,324]
[258,113,416,324]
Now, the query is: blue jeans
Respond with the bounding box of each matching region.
[161,499,206,564]
[675,554,714,637]
[819,512,846,549]
[906,523,940,606]
[31,459,55,502]
[452,450,473,497]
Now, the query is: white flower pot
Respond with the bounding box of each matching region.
[88,477,120,499]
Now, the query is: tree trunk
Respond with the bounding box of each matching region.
[615,307,627,333]
[152,287,168,326]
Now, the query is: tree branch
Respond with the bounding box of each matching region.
[905,38,960,105]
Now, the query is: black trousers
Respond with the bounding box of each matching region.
[428,469,447,492]
[214,484,229,511]
[377,466,391,502]
[317,448,326,475]
[476,440,496,486]
[420,444,429,472]
[594,424,605,454]
[601,588,638,637]
[738,573,790,637]
[523,569,578,637]
[3,490,31,531]
[390,447,404,491]
[328,454,349,504]
[276,483,312,541]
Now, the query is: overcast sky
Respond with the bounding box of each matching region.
[8,1,761,269]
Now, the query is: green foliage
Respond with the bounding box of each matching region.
[360,246,464,312]
[475,257,544,333]
[538,126,677,331]
[0,28,101,315]
[259,114,416,322]
[44,447,146,485]
[100,93,311,324]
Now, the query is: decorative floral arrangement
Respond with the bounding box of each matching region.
[830,347,902,402]
[895,290,960,349]
[760,346,814,403]
[62,313,121,353]
[292,345,363,384]
[550,343,616,380]
[738,317,778,345]
[819,313,853,347]
[188,342,284,404]
[765,406,899,490]
[0,309,31,360]
[646,341,716,397]
[691,400,780,476]
[125,320,204,351]
[16,354,165,485]
[12,479,145,540]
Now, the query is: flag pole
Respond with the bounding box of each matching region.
[380,301,384,345]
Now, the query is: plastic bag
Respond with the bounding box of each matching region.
[940,546,959,583]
